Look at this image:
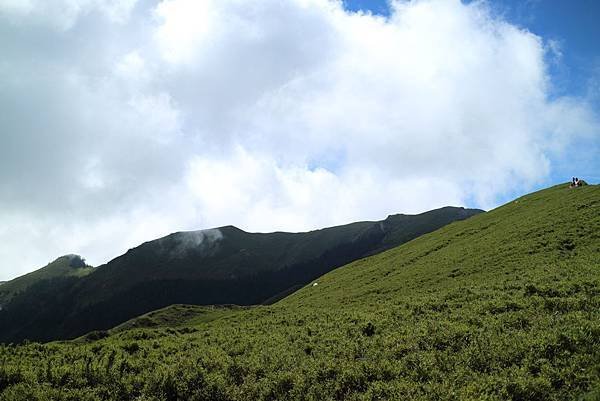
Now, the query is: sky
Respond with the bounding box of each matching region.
[0,0,598,281]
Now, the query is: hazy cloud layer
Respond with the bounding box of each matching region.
[0,0,597,279]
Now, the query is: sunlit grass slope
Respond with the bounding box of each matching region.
[0,183,599,401]
[108,304,245,335]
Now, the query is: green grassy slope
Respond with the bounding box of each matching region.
[0,184,598,401]
[0,255,92,307]
[108,304,246,334]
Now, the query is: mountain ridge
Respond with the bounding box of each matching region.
[0,205,482,343]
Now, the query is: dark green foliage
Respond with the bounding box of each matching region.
[361,323,375,337]
[67,256,87,268]
[0,183,598,400]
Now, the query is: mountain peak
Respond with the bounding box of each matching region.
[0,253,94,308]
[55,254,88,269]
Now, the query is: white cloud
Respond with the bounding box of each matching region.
[0,0,35,15]
[0,0,597,279]
[0,0,138,29]
[114,51,147,80]
[153,0,218,64]
[184,147,465,232]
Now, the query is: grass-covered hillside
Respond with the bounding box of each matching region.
[0,206,480,343]
[0,255,92,308]
[108,305,245,335]
[0,183,599,401]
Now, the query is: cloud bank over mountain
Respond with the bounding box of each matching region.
[0,0,597,279]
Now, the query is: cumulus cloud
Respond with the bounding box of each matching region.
[0,0,138,29]
[0,0,597,279]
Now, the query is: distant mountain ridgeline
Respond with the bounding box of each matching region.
[0,206,482,343]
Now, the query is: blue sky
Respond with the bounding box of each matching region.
[345,0,599,193]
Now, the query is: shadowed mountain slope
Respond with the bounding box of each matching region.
[0,206,481,342]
